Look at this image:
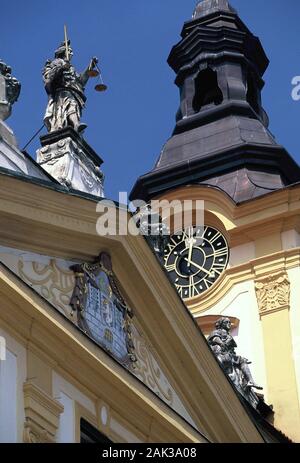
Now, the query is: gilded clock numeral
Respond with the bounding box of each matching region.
[211,267,222,277]
[189,275,195,286]
[206,247,227,258]
[203,278,213,288]
[189,275,196,297]
[194,287,200,297]
[181,230,188,240]
[202,279,209,290]
[213,264,225,272]
[190,281,200,298]
[165,263,176,272]
[165,243,175,253]
[176,285,183,297]
[210,231,222,244]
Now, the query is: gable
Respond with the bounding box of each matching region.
[0,245,197,428]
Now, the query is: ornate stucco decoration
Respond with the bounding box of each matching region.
[17,258,75,318]
[23,382,64,443]
[255,272,290,316]
[70,252,137,368]
[132,325,173,405]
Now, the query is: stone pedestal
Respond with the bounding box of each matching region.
[0,119,17,146]
[37,127,105,197]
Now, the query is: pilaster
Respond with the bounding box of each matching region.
[255,270,300,441]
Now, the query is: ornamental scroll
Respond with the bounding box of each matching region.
[70,252,137,368]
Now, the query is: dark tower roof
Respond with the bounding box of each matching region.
[130,2,300,203]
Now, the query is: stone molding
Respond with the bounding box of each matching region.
[23,381,64,443]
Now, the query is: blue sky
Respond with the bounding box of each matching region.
[2,0,300,200]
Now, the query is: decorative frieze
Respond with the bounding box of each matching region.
[254,272,290,316]
[23,382,64,443]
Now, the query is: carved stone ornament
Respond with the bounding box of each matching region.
[23,382,64,443]
[255,272,290,316]
[37,132,104,197]
[70,252,137,368]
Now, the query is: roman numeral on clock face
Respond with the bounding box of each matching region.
[175,285,183,297]
[165,263,176,272]
[210,231,222,244]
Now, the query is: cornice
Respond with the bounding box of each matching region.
[188,248,300,314]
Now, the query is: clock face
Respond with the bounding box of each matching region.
[163,226,229,299]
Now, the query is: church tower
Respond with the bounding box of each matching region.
[131,0,300,442]
[131,0,300,201]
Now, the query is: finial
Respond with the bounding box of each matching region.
[192,0,236,20]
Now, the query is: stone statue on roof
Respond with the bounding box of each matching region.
[42,37,98,133]
[208,317,263,408]
[0,60,21,121]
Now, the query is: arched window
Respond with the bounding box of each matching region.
[193,68,223,112]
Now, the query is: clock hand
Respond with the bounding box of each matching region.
[187,240,193,267]
[184,258,211,276]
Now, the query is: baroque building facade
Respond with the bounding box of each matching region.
[0,0,297,443]
[131,0,300,443]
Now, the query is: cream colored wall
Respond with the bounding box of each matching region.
[229,242,255,268]
[53,372,96,443]
[53,371,145,443]
[282,230,300,250]
[0,326,26,443]
[287,266,300,415]
[194,280,267,397]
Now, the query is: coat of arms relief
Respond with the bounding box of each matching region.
[70,252,137,367]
